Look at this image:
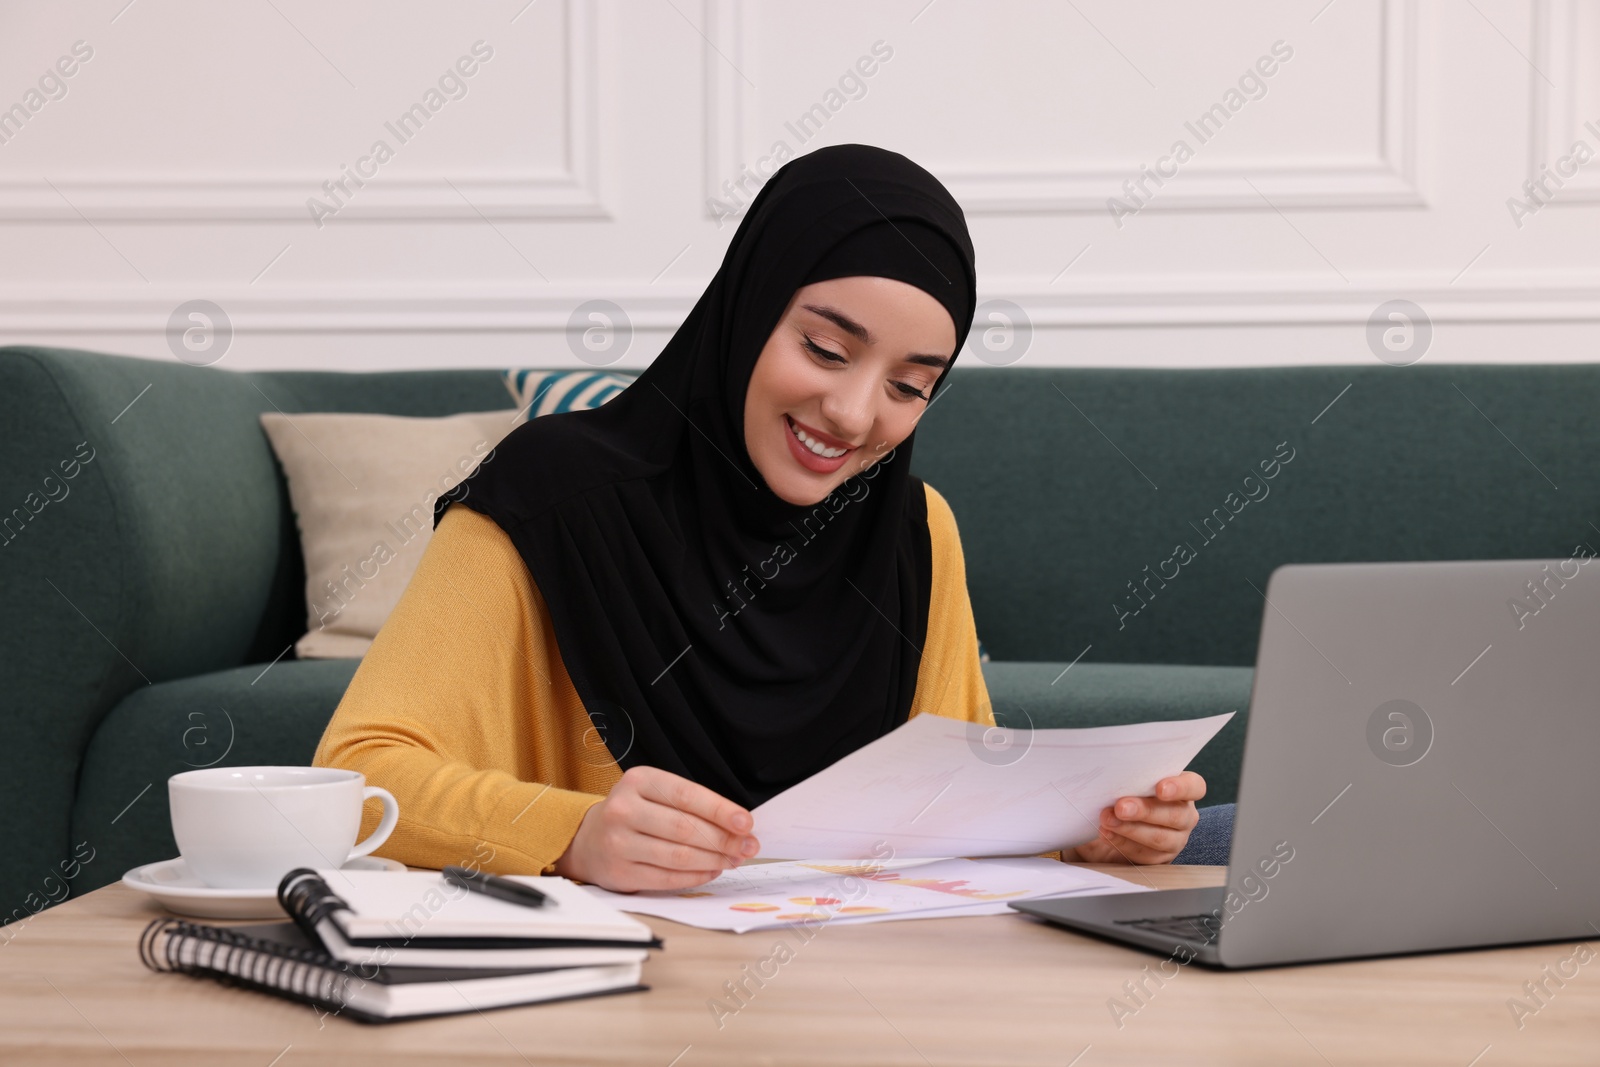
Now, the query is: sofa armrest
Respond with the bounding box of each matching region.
[0,346,294,925]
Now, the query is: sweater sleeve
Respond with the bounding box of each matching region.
[911,483,995,729]
[312,502,622,876]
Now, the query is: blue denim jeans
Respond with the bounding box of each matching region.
[1172,802,1235,866]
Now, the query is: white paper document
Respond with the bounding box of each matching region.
[750,712,1235,860]
[583,857,1151,933]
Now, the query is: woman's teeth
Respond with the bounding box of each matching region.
[790,418,849,459]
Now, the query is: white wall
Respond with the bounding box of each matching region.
[0,0,1596,371]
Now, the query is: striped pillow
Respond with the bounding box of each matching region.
[503,370,634,419]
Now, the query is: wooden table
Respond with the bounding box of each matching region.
[1,863,1594,1065]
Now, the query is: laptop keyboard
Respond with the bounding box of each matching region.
[1114,913,1222,945]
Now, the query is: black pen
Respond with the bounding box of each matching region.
[441,865,555,909]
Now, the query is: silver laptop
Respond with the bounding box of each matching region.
[1012,559,1600,968]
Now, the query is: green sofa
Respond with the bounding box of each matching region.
[6,344,1598,920]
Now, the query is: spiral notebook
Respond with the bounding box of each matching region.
[138,868,658,1023]
[279,868,661,968]
[139,917,645,1023]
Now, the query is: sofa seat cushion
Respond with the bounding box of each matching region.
[67,659,360,900]
[981,661,1253,805]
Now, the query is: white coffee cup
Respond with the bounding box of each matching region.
[168,766,399,889]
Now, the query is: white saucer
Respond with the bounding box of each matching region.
[122,855,407,920]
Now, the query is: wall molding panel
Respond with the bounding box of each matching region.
[705,0,1422,218]
[1529,0,1600,202]
[0,0,604,222]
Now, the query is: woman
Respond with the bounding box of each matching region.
[313,144,1207,892]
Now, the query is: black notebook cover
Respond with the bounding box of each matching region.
[138,916,649,1024]
[138,868,659,1023]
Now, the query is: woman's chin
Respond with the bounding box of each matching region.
[756,462,836,507]
[770,480,833,507]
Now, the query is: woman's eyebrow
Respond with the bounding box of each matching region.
[801,303,872,342]
[800,303,952,367]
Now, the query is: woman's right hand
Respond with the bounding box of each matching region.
[551,765,759,892]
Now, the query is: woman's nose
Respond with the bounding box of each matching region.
[817,374,875,441]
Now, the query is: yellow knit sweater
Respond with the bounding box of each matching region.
[313,483,996,876]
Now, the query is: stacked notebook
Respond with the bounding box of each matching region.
[138,867,661,1023]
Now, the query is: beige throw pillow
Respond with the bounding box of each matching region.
[259,409,524,659]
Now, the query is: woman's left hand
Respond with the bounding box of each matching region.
[1065,771,1206,865]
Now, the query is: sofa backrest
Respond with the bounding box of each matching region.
[7,347,1600,922]
[911,364,1600,665]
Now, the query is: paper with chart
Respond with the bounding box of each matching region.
[750,711,1235,860]
[582,857,1151,933]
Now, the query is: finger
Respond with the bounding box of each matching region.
[1101,819,1188,858]
[618,768,758,861]
[622,864,726,892]
[633,767,753,836]
[1154,772,1206,802]
[1076,829,1164,866]
[1095,827,1178,865]
[1108,799,1198,832]
[630,798,753,861]
[1070,836,1119,864]
[620,831,738,875]
[1073,822,1146,865]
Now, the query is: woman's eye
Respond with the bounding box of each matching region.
[799,333,927,400]
[801,336,847,364]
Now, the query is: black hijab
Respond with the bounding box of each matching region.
[434,144,977,807]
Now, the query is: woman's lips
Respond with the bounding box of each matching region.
[783,414,854,474]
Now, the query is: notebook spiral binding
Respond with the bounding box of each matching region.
[138,915,357,1016]
[136,867,365,1019]
[277,867,352,945]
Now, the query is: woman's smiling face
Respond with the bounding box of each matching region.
[743,276,957,507]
